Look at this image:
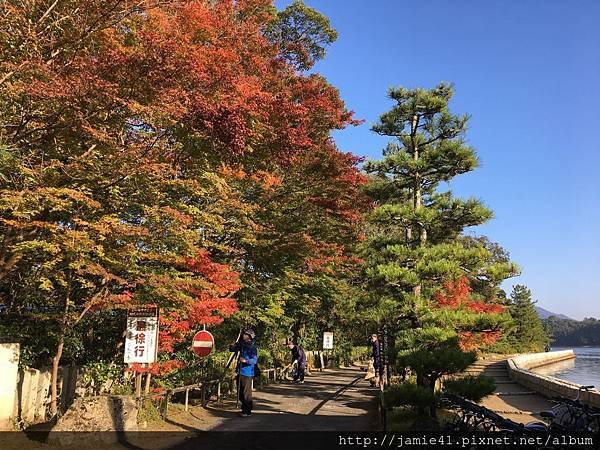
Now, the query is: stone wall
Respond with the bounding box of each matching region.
[507,350,600,408]
[0,343,20,430]
[0,342,80,428]
[15,365,78,425]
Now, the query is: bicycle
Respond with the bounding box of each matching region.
[540,385,600,434]
[441,394,554,450]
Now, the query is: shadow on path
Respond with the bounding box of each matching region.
[205,367,379,432]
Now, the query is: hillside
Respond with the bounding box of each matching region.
[535,306,572,321]
[544,316,600,346]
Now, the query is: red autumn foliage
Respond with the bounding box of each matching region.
[126,359,184,376]
[458,331,503,352]
[434,276,505,314]
[157,250,240,353]
[434,276,505,350]
[434,277,471,309]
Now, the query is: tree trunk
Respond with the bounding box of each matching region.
[144,371,152,395]
[51,285,71,418]
[290,321,301,343]
[411,113,424,298]
[50,334,64,417]
[428,377,438,418]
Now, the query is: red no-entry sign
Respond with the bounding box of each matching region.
[191,330,214,357]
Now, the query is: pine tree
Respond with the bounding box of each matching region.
[363,84,518,397]
[508,285,550,352]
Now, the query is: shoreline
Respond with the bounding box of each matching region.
[507,350,600,408]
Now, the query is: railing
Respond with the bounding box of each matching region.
[441,393,524,432]
[380,392,523,433]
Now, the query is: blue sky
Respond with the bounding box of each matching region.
[276,0,600,320]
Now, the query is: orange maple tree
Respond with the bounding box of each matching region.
[0,0,369,405]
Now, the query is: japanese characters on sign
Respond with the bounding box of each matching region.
[322,331,334,349]
[124,307,159,364]
[379,324,388,365]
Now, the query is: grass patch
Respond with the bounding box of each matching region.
[137,398,161,424]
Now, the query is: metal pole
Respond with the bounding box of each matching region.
[235,371,241,409]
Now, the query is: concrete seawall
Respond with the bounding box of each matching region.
[507,350,600,408]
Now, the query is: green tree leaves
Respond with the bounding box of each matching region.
[265,0,338,71]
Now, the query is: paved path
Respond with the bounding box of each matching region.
[465,359,554,423]
[128,367,380,449]
[205,367,379,431]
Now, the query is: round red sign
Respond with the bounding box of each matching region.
[191,330,214,357]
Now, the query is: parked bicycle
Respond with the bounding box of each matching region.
[441,394,555,450]
[539,385,600,434]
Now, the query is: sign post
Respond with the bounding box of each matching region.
[322,331,333,350]
[378,324,389,390]
[322,331,333,370]
[124,307,159,397]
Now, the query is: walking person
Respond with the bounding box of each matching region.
[229,329,258,417]
[287,341,306,383]
[369,333,383,387]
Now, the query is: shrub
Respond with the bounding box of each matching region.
[443,375,496,402]
[257,348,274,367]
[332,341,353,366]
[384,382,439,409]
[351,346,371,363]
[387,407,417,432]
[137,398,161,424]
[81,361,123,395]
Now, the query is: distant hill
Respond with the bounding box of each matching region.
[543,316,600,346]
[535,306,572,321]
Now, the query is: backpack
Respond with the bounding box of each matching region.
[298,346,306,365]
[253,363,261,379]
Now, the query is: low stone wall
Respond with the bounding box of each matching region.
[507,350,600,408]
[0,343,20,430]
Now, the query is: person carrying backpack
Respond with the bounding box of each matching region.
[229,329,258,417]
[287,341,306,383]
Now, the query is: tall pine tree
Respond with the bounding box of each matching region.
[508,285,550,352]
[363,84,518,395]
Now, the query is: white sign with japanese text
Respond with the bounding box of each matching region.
[323,331,334,349]
[124,309,159,364]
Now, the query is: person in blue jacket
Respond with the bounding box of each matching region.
[229,329,257,417]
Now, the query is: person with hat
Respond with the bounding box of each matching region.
[286,341,306,384]
[229,329,257,417]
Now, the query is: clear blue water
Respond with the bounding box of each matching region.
[533,347,600,388]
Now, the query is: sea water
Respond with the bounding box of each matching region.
[533,347,600,388]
